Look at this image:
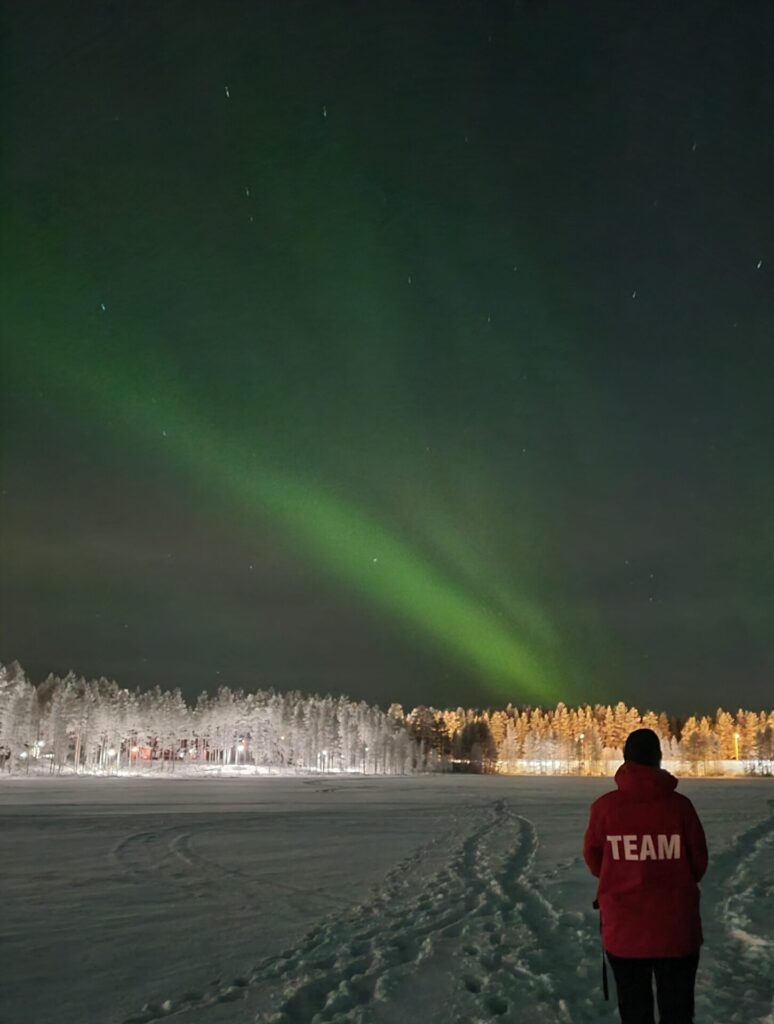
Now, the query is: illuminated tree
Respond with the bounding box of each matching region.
[488,710,508,751]
[714,709,737,759]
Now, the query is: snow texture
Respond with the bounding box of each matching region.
[0,775,771,1024]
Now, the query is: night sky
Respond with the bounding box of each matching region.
[2,1,773,713]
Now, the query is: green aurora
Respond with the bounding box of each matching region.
[2,2,773,712]
[4,225,576,704]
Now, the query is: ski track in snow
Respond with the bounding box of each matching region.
[699,797,774,1024]
[120,796,774,1024]
[123,799,608,1024]
[110,819,350,907]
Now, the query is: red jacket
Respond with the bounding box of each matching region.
[583,762,708,958]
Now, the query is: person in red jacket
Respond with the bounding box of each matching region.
[584,728,708,1024]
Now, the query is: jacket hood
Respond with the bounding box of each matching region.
[614,761,678,799]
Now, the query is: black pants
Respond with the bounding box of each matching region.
[606,950,700,1024]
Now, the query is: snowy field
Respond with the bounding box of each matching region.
[0,775,771,1024]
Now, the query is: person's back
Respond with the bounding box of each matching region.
[584,729,708,1024]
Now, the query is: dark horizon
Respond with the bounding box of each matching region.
[2,1,773,715]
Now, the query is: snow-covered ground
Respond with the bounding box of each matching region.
[0,775,771,1024]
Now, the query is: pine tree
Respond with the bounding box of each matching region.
[714,709,736,759]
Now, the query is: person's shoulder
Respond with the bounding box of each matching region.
[667,789,703,824]
[589,788,618,813]
[670,787,693,805]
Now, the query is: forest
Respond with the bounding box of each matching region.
[0,661,771,776]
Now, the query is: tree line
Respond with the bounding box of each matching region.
[0,661,771,776]
[400,701,773,775]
